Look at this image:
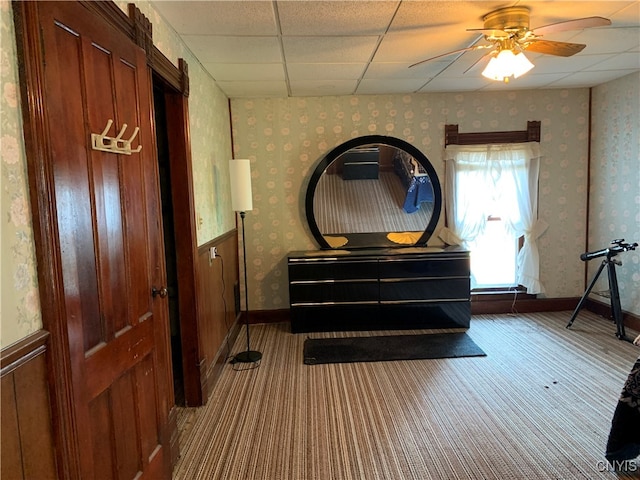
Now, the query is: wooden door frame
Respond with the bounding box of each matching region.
[12,2,203,477]
[155,61,206,408]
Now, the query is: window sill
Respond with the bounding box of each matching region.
[471,287,535,302]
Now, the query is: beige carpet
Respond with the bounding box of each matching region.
[173,311,640,479]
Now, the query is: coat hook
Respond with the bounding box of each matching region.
[125,126,142,153]
[114,123,128,141]
[91,119,142,155]
[100,119,113,137]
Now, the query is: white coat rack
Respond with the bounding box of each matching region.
[91,119,142,155]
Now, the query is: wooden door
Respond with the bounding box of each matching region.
[33,2,173,478]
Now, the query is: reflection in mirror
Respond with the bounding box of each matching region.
[306,136,442,249]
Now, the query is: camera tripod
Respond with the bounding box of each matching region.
[566,240,637,342]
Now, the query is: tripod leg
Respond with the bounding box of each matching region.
[607,260,627,341]
[567,260,607,328]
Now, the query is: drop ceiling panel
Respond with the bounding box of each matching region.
[419,75,491,92]
[150,0,640,98]
[548,69,639,87]
[282,36,380,63]
[526,1,636,28]
[153,1,278,35]
[204,63,286,82]
[569,28,640,54]
[277,1,400,35]
[374,29,484,64]
[582,52,640,71]
[389,1,511,32]
[612,1,640,25]
[183,35,283,63]
[288,79,359,97]
[287,63,367,81]
[216,80,288,97]
[529,53,617,72]
[356,78,431,94]
[365,62,446,79]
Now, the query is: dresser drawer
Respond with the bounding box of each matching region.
[343,162,379,180]
[379,302,471,329]
[290,280,379,304]
[288,258,378,281]
[291,304,380,333]
[379,278,470,302]
[378,256,469,279]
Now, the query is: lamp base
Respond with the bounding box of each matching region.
[232,350,262,363]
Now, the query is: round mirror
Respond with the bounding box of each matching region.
[306,135,442,249]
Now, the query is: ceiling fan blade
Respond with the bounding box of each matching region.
[533,16,611,36]
[524,39,586,57]
[409,45,490,68]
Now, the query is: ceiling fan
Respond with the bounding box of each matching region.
[410,6,611,82]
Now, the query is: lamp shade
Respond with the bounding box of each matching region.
[229,159,253,212]
[511,52,534,78]
[482,49,534,82]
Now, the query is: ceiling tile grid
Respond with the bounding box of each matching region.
[152,0,640,97]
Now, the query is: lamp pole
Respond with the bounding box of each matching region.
[233,211,262,363]
[229,158,262,364]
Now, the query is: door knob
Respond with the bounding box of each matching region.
[152,286,168,298]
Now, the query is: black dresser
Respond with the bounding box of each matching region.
[341,147,379,180]
[288,247,470,333]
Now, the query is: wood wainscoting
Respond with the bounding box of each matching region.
[470,293,580,315]
[1,331,57,479]
[197,230,242,398]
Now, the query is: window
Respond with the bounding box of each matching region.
[467,217,518,288]
[442,142,546,294]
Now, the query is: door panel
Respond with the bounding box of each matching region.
[89,392,114,475]
[84,41,129,338]
[110,371,144,478]
[37,2,173,478]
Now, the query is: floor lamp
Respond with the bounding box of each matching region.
[229,159,262,363]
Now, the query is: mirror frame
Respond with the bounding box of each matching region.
[305,135,442,249]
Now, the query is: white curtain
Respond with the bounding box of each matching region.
[443,142,546,294]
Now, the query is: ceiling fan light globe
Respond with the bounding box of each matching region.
[494,49,517,76]
[482,49,534,82]
[481,57,502,81]
[513,52,534,78]
[482,52,513,81]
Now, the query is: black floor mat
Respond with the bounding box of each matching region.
[304,332,486,365]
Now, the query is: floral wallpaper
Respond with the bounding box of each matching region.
[0,1,234,348]
[590,72,640,315]
[230,89,598,311]
[121,1,236,245]
[1,0,41,347]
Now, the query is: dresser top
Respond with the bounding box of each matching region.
[288,245,468,260]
